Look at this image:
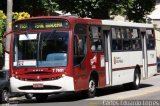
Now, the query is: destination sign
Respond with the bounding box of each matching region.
[13,19,70,30]
[33,22,63,29]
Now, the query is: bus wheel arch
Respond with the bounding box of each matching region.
[123,65,141,90]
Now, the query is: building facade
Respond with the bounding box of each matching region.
[147,0,160,60]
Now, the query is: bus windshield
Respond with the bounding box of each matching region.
[13,31,69,67]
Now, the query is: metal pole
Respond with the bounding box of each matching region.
[3,0,13,70]
[6,0,13,32]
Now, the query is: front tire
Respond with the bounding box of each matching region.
[87,77,96,98]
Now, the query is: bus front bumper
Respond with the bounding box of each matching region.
[10,76,74,94]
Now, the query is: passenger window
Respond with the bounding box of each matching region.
[123,39,132,50]
[132,39,141,50]
[132,29,139,38]
[112,40,122,50]
[132,29,141,50]
[146,29,155,50]
[112,27,122,51]
[126,28,133,39]
[111,27,142,51]
[123,28,132,51]
[90,26,103,51]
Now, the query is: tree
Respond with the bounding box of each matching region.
[12,0,58,16]
[0,10,6,68]
[55,0,116,19]
[55,0,156,22]
[0,0,156,22]
[116,0,156,22]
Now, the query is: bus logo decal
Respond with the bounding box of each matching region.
[90,55,97,68]
[114,57,123,64]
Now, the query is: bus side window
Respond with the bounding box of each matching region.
[132,29,141,50]
[90,26,103,51]
[123,40,132,50]
[123,28,137,51]
[112,40,122,50]
[132,39,141,50]
[146,29,155,50]
[112,27,122,51]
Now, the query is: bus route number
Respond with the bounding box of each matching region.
[52,69,64,73]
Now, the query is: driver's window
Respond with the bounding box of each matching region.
[73,24,87,66]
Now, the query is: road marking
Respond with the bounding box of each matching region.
[116,87,160,100]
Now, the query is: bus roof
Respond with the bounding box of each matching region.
[102,20,153,28]
[14,16,102,25]
[14,16,153,28]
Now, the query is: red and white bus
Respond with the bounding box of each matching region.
[4,16,157,101]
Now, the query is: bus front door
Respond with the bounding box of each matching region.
[103,29,112,85]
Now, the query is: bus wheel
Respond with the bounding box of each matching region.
[131,71,141,89]
[35,94,48,102]
[87,77,96,98]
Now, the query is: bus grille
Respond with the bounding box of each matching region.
[18,85,61,90]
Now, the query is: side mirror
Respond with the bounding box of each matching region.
[3,32,12,54]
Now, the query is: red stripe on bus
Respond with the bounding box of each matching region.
[112,63,157,71]
[148,63,157,66]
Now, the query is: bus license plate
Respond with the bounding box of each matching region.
[33,83,44,88]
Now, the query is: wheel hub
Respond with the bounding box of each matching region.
[89,80,95,92]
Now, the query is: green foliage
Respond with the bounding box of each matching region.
[116,0,156,22]
[0,0,156,22]
[0,10,6,57]
[41,0,59,15]
[55,0,156,22]
[55,0,115,19]
[12,0,58,16]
